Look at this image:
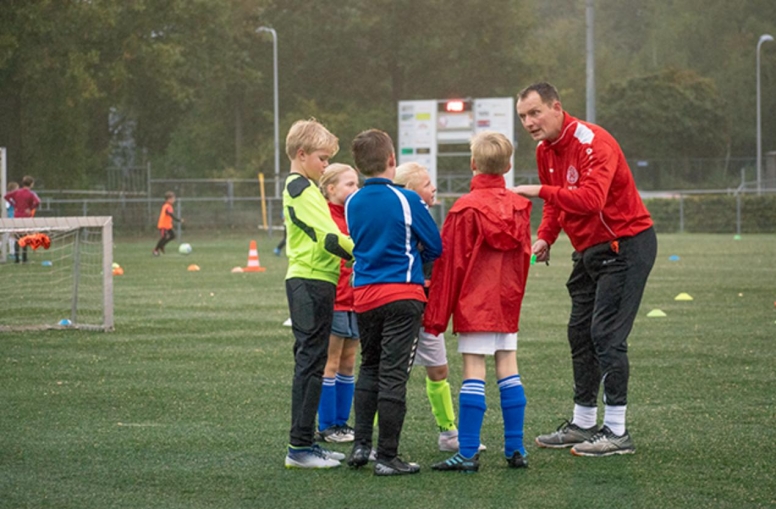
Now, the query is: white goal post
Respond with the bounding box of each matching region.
[0,216,114,331]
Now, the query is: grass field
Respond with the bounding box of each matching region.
[1,232,775,509]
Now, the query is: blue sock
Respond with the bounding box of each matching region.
[499,375,527,457]
[458,379,486,459]
[317,377,336,431]
[335,373,355,425]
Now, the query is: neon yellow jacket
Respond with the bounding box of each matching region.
[283,173,353,284]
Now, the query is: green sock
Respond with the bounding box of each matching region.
[426,377,457,432]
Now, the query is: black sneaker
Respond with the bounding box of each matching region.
[374,456,420,476]
[506,451,528,469]
[347,442,372,468]
[431,452,479,473]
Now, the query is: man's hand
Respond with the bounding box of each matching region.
[532,239,550,263]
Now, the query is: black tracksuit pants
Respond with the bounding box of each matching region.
[353,299,424,460]
[286,278,336,448]
[566,227,657,408]
[154,228,175,252]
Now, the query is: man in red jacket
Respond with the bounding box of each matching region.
[514,82,657,457]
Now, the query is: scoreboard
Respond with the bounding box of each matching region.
[398,97,515,188]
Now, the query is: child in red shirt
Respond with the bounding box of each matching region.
[315,164,360,443]
[4,176,41,263]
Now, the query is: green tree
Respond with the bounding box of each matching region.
[599,68,730,186]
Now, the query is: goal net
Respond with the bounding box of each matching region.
[0,217,114,331]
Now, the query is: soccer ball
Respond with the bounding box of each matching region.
[178,243,193,255]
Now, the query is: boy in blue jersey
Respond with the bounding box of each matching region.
[345,129,443,476]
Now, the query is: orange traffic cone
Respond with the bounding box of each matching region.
[243,240,266,272]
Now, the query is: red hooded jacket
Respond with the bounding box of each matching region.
[424,173,532,336]
[535,113,652,253]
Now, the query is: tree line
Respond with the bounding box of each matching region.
[0,0,774,189]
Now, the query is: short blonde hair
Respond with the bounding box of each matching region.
[394,162,429,193]
[319,163,357,199]
[470,131,513,175]
[285,118,339,161]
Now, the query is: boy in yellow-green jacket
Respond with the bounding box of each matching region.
[282,119,354,469]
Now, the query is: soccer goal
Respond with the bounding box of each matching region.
[0,216,114,331]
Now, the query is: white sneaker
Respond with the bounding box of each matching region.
[285,446,341,469]
[438,430,460,452]
[318,425,354,443]
[282,318,292,327]
[438,430,487,452]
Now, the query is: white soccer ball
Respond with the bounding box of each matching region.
[178,243,193,255]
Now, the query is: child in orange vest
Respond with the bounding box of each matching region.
[153,191,183,256]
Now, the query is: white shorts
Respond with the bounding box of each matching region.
[457,332,518,356]
[413,328,449,367]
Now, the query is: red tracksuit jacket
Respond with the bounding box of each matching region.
[424,173,532,336]
[535,113,652,253]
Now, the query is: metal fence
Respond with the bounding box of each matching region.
[32,183,776,237]
[32,159,776,235]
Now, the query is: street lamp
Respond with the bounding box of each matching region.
[756,34,773,195]
[256,26,280,198]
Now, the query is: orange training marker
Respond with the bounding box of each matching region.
[243,240,266,272]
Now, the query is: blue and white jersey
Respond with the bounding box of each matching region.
[345,178,442,288]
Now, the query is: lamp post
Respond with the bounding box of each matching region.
[256,26,280,198]
[756,34,773,195]
[585,0,596,123]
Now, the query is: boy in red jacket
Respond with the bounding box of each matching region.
[425,131,532,472]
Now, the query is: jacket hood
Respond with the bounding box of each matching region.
[452,174,532,252]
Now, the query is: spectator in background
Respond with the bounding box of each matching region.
[4,176,40,263]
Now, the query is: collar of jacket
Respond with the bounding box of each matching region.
[470,173,507,190]
[546,112,578,153]
[363,177,394,187]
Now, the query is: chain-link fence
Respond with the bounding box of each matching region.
[32,156,776,235]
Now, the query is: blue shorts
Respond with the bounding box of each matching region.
[331,311,359,339]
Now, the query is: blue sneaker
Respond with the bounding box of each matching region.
[285,445,341,469]
[273,247,281,256]
[431,452,479,473]
[311,443,345,461]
